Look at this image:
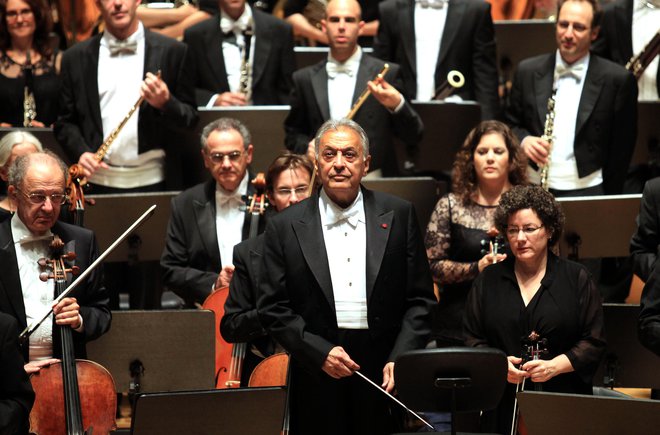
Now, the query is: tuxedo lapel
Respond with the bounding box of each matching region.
[251,10,270,90]
[193,180,221,266]
[292,195,334,310]
[144,31,163,76]
[363,189,393,301]
[0,221,27,328]
[398,0,416,75]
[85,36,103,137]
[352,57,376,104]
[533,55,556,129]
[437,0,465,69]
[311,63,331,121]
[575,56,604,136]
[207,22,231,92]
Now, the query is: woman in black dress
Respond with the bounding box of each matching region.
[0,0,61,127]
[464,185,606,434]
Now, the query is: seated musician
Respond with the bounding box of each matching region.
[284,0,423,177]
[220,151,313,386]
[161,118,263,307]
[0,131,43,220]
[464,185,606,434]
[0,152,111,373]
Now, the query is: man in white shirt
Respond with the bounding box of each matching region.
[258,118,435,434]
[506,0,638,196]
[55,0,198,193]
[161,118,262,307]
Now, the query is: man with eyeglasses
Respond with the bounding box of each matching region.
[161,117,262,307]
[0,152,110,373]
[219,151,313,386]
[258,119,435,433]
[505,0,637,197]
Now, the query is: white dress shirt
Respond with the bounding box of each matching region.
[327,47,362,120]
[319,189,368,329]
[215,172,249,269]
[632,0,659,101]
[414,1,447,100]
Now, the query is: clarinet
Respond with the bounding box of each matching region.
[239,19,254,103]
[538,89,556,191]
[23,50,37,127]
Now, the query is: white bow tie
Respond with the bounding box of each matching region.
[555,62,585,82]
[216,191,244,208]
[220,16,251,36]
[416,0,446,9]
[108,39,138,56]
[326,206,361,228]
[326,60,355,79]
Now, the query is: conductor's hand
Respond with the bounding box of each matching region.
[506,356,528,384]
[382,362,395,393]
[141,72,170,110]
[215,265,235,290]
[214,92,248,107]
[367,76,402,111]
[78,152,108,178]
[53,297,82,330]
[322,346,360,379]
[521,136,550,166]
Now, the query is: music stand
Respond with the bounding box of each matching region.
[394,347,507,435]
[518,391,660,435]
[130,387,287,435]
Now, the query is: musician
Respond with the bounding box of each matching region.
[0,152,111,369]
[591,0,659,100]
[183,0,295,106]
[0,312,34,435]
[136,0,215,40]
[0,0,62,128]
[0,130,43,219]
[161,117,264,307]
[220,152,313,385]
[425,121,527,347]
[258,119,435,434]
[54,0,198,192]
[284,0,423,177]
[506,0,638,196]
[464,185,606,434]
[373,0,500,121]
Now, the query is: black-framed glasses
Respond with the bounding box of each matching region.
[206,150,243,164]
[274,186,309,197]
[17,189,67,205]
[506,225,544,238]
[6,9,33,20]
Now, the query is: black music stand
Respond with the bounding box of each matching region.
[130,387,287,435]
[394,347,507,435]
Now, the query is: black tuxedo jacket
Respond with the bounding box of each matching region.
[639,257,660,357]
[257,187,435,374]
[161,177,264,307]
[54,30,198,189]
[183,10,295,106]
[631,177,660,281]
[373,0,500,120]
[0,313,33,435]
[505,53,638,194]
[0,220,111,361]
[284,54,424,176]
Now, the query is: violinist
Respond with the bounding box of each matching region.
[220,151,313,385]
[464,185,606,434]
[161,118,265,307]
[0,151,111,371]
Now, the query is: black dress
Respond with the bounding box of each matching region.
[0,50,61,127]
[464,253,606,434]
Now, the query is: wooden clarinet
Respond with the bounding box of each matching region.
[538,90,556,191]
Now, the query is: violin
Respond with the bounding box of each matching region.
[29,236,116,435]
[510,331,548,435]
[202,173,268,388]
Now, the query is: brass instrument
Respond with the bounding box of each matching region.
[23,51,36,127]
[433,70,465,100]
[239,19,254,103]
[626,30,660,80]
[346,64,390,120]
[538,89,556,191]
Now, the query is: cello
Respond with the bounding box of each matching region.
[29,235,116,434]
[202,173,268,388]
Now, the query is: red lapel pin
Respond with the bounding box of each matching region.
[381,223,388,229]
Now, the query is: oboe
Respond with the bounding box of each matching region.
[538,90,556,191]
[239,19,254,103]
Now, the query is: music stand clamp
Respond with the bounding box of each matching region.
[395,347,508,435]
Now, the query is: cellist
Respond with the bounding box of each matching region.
[220,152,314,386]
[0,152,111,372]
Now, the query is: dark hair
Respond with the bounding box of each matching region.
[452,120,527,204]
[493,185,565,247]
[200,117,251,151]
[266,151,314,193]
[557,0,602,28]
[0,0,54,57]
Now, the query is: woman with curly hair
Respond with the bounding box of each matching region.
[425,120,527,346]
[0,0,61,127]
[464,185,606,434]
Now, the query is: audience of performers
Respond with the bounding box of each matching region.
[425,120,527,347]
[464,184,606,434]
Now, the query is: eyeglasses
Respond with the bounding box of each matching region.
[6,9,33,21]
[506,225,544,238]
[206,150,244,164]
[17,189,67,205]
[274,186,309,197]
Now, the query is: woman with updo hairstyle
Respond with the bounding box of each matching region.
[424,120,527,346]
[464,185,606,434]
[0,0,61,127]
[0,130,43,218]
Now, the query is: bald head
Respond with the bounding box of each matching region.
[325,0,362,20]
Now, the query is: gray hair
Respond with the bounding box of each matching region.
[200,118,252,151]
[8,151,67,189]
[0,131,44,167]
[314,118,369,158]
